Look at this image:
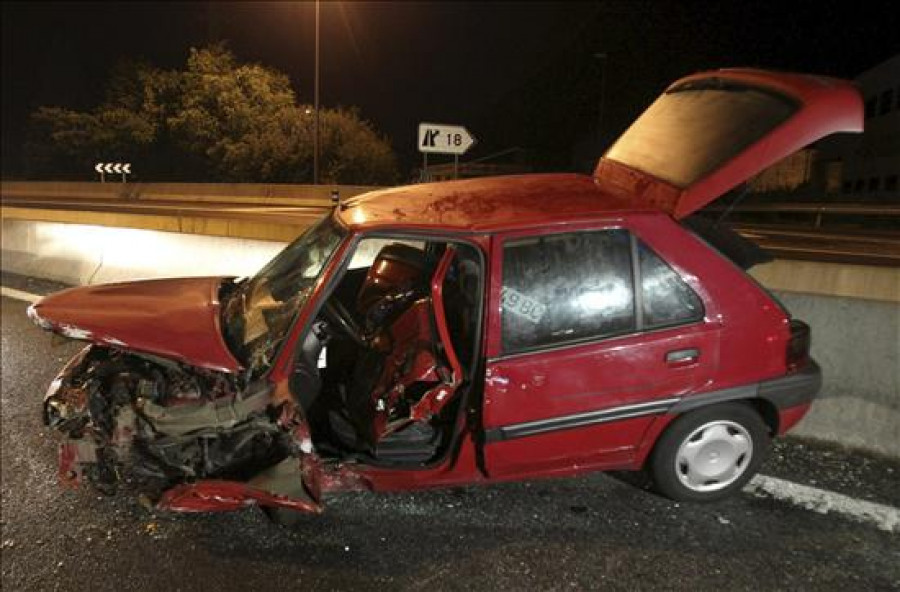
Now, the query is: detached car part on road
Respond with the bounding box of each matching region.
[27,69,858,523]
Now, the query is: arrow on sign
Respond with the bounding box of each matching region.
[418,123,476,155]
[95,162,132,182]
[96,162,132,174]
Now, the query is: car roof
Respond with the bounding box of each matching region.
[336,173,662,233]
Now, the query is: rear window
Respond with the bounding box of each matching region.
[638,241,704,328]
[605,80,799,188]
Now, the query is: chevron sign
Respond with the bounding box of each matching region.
[95,162,132,182]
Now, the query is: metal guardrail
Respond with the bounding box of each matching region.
[706,202,900,232]
[708,202,900,214]
[0,181,376,207]
[704,202,900,266]
[4,184,896,216]
[3,183,898,266]
[705,201,900,229]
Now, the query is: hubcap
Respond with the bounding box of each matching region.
[674,420,753,492]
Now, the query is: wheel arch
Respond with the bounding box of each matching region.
[636,395,777,469]
[741,397,780,435]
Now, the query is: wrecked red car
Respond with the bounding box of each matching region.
[28,69,861,524]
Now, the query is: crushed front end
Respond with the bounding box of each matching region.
[43,345,322,514]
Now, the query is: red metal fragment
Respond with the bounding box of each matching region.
[157,480,323,514]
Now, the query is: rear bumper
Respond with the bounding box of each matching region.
[670,359,823,415]
[760,360,822,435]
[758,360,822,410]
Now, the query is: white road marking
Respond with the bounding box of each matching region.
[746,475,900,533]
[1,286,41,304]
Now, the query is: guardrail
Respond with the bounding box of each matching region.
[0,181,358,242]
[3,182,898,266]
[704,201,900,229]
[5,183,896,216]
[708,202,900,214]
[0,181,377,207]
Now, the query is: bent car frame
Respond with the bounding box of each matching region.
[28,69,862,523]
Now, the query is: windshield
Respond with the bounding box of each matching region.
[223,214,346,374]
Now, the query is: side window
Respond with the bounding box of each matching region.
[501,230,634,353]
[638,241,704,328]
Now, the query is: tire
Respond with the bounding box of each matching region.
[649,402,770,502]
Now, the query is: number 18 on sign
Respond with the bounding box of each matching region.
[418,122,476,180]
[418,123,476,155]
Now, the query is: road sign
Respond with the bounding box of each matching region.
[95,162,131,174]
[95,162,132,183]
[418,123,476,155]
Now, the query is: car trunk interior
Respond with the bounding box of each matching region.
[682,214,773,270]
[292,237,484,467]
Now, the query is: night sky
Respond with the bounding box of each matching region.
[3,1,899,178]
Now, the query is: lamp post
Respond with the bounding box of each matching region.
[313,0,320,185]
[594,52,608,154]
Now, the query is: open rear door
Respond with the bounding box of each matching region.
[594,69,863,219]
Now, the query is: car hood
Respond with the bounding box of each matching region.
[27,277,242,373]
[594,68,864,219]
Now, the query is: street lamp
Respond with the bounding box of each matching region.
[594,52,608,154]
[313,0,320,185]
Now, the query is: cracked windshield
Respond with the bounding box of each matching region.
[224,215,345,372]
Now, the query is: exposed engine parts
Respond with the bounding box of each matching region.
[45,346,288,497]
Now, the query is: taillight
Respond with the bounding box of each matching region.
[786,319,811,369]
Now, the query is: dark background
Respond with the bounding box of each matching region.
[3,1,899,178]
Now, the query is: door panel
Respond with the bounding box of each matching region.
[483,324,720,477]
[484,416,654,480]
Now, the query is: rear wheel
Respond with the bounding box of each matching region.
[649,403,769,502]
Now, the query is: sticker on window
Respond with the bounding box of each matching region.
[502,287,547,324]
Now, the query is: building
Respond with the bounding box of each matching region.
[749,54,900,202]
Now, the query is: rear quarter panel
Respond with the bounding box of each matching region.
[628,214,790,390]
[627,214,791,467]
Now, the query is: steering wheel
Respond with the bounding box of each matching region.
[323,300,367,348]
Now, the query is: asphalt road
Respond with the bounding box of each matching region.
[2,295,899,591]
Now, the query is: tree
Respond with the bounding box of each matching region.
[25,44,398,184]
[319,108,400,185]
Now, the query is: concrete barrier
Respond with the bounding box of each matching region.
[778,292,900,457]
[2,217,898,456]
[0,180,379,207]
[0,181,361,242]
[751,259,899,303]
[1,203,317,242]
[1,218,285,285]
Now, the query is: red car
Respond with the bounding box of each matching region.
[28,69,862,524]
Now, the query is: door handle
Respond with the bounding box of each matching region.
[666,348,700,365]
